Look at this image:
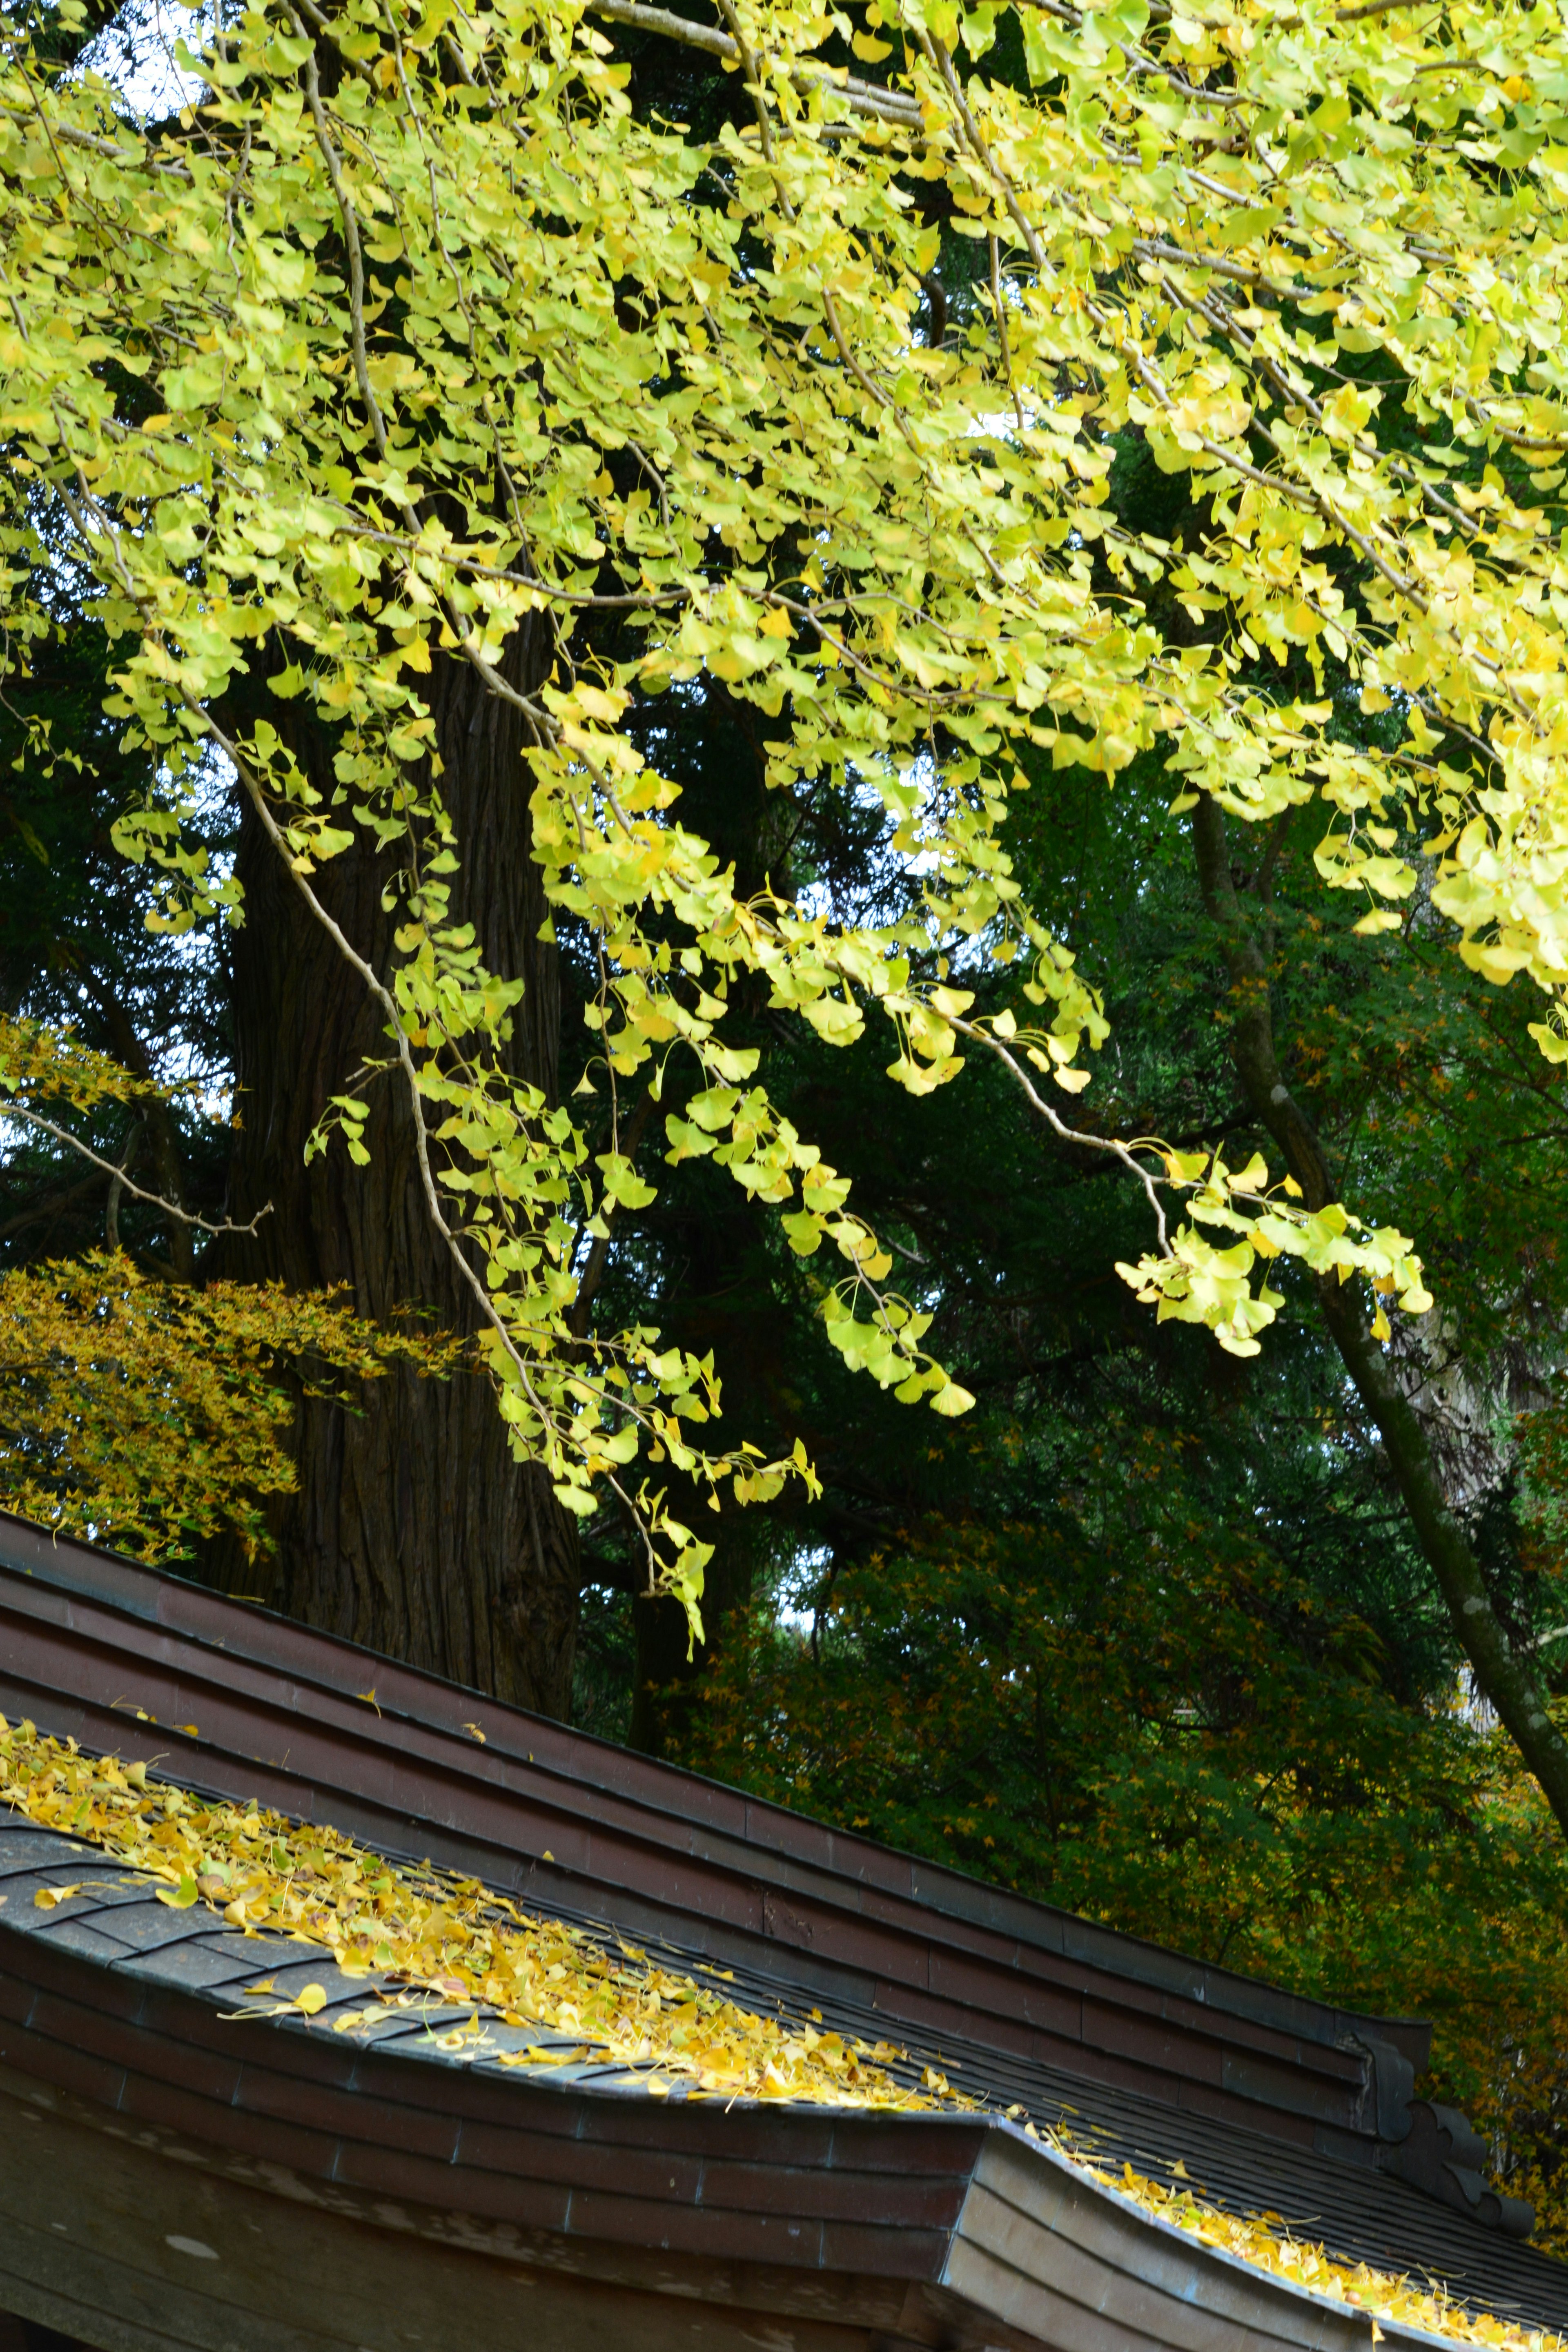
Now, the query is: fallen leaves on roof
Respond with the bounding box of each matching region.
[1058,2142,1565,2352]
[2,1719,1560,2346]
[0,1719,964,2109]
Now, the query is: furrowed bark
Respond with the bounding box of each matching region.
[207,621,580,1717]
[1190,791,1568,1836]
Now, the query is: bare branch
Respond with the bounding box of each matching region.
[5,1107,267,1241]
[584,0,924,125]
[949,1020,1172,1254]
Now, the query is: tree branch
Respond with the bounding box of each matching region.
[1189,788,1568,1842]
[0,1168,106,1243]
[584,0,924,126]
[4,1108,266,1245]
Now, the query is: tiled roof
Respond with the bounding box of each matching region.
[0,1510,1564,2352]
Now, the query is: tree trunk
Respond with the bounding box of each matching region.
[208,626,580,1717]
[1190,793,1568,1838]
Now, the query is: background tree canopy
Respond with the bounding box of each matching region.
[7,0,1568,2248]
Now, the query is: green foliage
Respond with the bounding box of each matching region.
[16,0,1568,1589]
[638,679,1568,2225]
[0,595,234,1274]
[677,1490,1568,2246]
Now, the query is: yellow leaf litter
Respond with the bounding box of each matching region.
[1049,2144,1567,2352]
[1,1719,1561,2352]
[0,1718,957,2108]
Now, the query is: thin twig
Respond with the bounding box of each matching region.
[948,1021,1171,1252]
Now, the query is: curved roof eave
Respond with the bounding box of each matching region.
[0,1856,1471,2352]
[0,1512,1563,2347]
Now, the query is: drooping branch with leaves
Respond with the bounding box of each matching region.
[4,0,1568,1744]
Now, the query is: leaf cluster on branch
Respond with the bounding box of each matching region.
[4,0,1566,1605]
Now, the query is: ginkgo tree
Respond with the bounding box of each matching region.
[5,0,1568,1801]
